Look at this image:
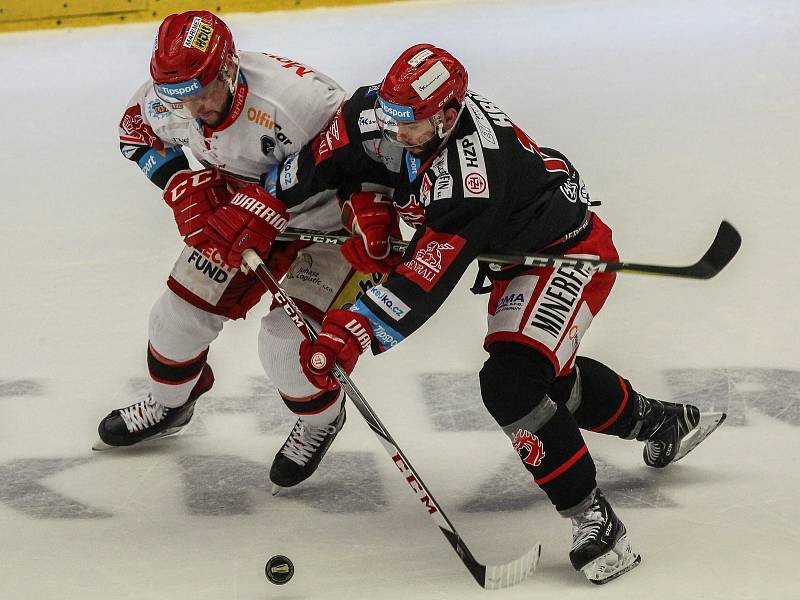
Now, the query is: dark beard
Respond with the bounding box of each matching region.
[202,91,234,129]
[407,134,445,160]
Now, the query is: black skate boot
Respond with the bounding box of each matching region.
[92,364,214,450]
[631,394,725,468]
[269,404,346,494]
[569,489,641,584]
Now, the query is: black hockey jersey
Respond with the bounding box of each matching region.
[277,85,593,352]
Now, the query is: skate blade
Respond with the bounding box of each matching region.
[90,426,185,451]
[581,535,641,585]
[672,412,726,463]
[270,483,284,496]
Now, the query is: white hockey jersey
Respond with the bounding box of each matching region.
[118,51,347,231]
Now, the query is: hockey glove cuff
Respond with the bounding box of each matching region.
[299,309,373,390]
[163,168,231,248]
[205,185,290,268]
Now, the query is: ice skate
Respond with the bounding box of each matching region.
[632,394,725,468]
[569,489,641,585]
[270,404,346,495]
[92,365,214,450]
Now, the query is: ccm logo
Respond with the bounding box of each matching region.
[391,453,438,514]
[299,234,340,244]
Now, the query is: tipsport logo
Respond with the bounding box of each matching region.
[378,98,415,122]
[156,80,201,99]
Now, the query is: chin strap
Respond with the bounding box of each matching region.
[434,102,465,144]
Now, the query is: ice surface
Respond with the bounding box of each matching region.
[1,0,798,598]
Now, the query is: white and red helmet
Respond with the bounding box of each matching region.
[375,44,468,147]
[150,11,237,117]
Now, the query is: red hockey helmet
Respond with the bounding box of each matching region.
[375,44,468,147]
[150,11,237,117]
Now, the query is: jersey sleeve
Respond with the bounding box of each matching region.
[267,68,347,165]
[118,82,190,190]
[353,163,510,353]
[275,86,400,208]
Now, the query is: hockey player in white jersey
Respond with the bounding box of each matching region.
[94,12,377,484]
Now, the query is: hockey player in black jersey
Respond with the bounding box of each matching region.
[273,44,725,584]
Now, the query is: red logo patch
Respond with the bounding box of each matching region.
[119,105,163,150]
[313,105,349,165]
[512,429,545,467]
[397,230,466,291]
[464,172,487,194]
[395,193,426,228]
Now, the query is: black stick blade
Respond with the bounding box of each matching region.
[621,220,742,279]
[690,220,742,279]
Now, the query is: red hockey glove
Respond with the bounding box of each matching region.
[341,192,403,274]
[163,169,231,248]
[205,184,290,268]
[299,309,373,390]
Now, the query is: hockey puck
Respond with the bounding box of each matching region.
[265,555,294,585]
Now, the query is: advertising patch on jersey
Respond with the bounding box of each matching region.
[488,275,539,333]
[358,109,379,134]
[367,285,411,321]
[469,92,513,128]
[405,153,421,181]
[456,132,489,198]
[496,291,526,314]
[248,107,276,130]
[146,99,170,120]
[365,84,381,97]
[522,262,594,350]
[183,16,214,52]
[137,147,180,180]
[280,153,300,190]
[119,104,163,150]
[464,97,499,150]
[263,54,315,78]
[286,254,334,294]
[351,300,405,351]
[397,230,466,292]
[171,246,237,306]
[411,61,449,100]
[430,149,453,202]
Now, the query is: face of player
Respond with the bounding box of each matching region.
[400,108,459,156]
[154,54,238,127]
[180,73,231,128]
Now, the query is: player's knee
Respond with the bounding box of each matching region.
[480,342,556,427]
[148,289,224,354]
[258,310,315,394]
